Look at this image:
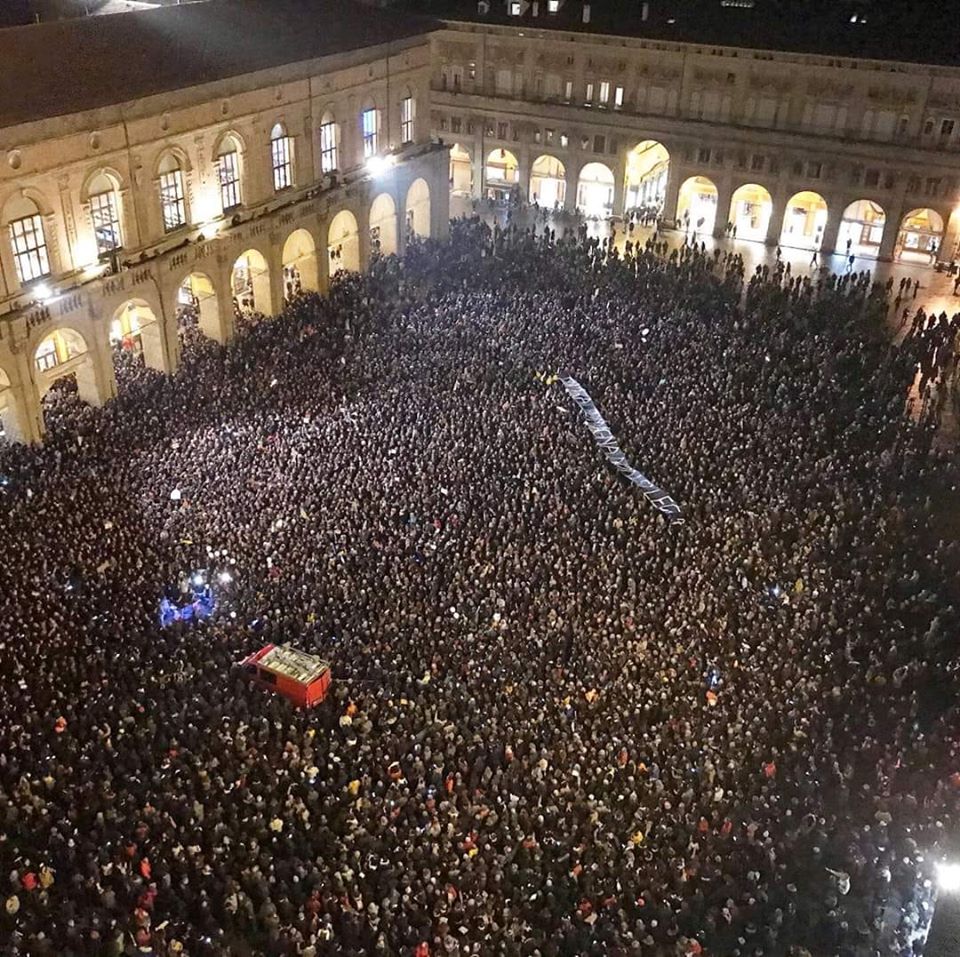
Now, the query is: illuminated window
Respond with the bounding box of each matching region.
[35,337,57,371]
[10,213,49,284]
[90,191,121,255]
[599,81,610,106]
[401,95,416,144]
[159,154,186,231]
[319,118,338,173]
[585,82,594,105]
[547,0,559,10]
[217,140,241,211]
[614,86,624,109]
[270,124,294,191]
[361,107,379,158]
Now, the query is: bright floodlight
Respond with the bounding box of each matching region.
[936,862,960,893]
[366,154,395,177]
[33,282,52,301]
[218,571,233,584]
[192,572,205,587]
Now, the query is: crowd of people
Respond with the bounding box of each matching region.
[1,216,959,957]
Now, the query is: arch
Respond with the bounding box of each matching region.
[450,143,473,197]
[270,121,287,140]
[896,208,944,264]
[728,183,773,243]
[369,192,398,258]
[624,140,670,214]
[327,209,360,275]
[405,178,431,240]
[676,175,718,235]
[110,298,166,373]
[485,148,519,199]
[529,154,566,208]
[155,146,191,178]
[1,187,54,220]
[576,162,615,218]
[780,190,829,251]
[33,326,98,407]
[281,228,318,299]
[81,167,124,203]
[178,271,221,341]
[837,199,886,259]
[231,248,272,317]
[213,129,246,160]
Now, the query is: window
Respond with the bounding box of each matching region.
[926,177,942,195]
[90,189,121,255]
[10,213,49,284]
[599,81,610,106]
[498,122,508,140]
[217,141,241,211]
[439,118,448,131]
[401,96,416,144]
[864,169,880,188]
[697,147,711,163]
[593,135,605,153]
[547,0,559,10]
[751,153,764,171]
[270,124,294,191]
[942,119,955,138]
[560,133,568,148]
[545,128,554,144]
[509,0,521,14]
[159,154,186,231]
[807,161,822,179]
[585,82,594,105]
[564,79,573,101]
[614,86,624,109]
[923,119,935,136]
[361,107,379,158]
[451,117,462,134]
[35,337,57,372]
[468,61,476,81]
[534,129,542,144]
[319,118,339,173]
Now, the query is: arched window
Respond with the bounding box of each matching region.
[319,112,339,174]
[216,134,242,212]
[270,122,294,192]
[6,194,49,284]
[360,105,379,159]
[158,152,187,231]
[87,171,122,256]
[400,92,416,145]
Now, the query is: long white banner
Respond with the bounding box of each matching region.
[560,376,684,525]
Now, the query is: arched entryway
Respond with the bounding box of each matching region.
[624,141,670,214]
[405,178,431,240]
[896,208,944,264]
[282,229,319,300]
[450,144,473,197]
[728,184,773,242]
[327,210,360,275]
[110,299,165,373]
[576,162,615,218]
[836,200,886,259]
[529,155,566,208]
[780,191,829,251]
[232,249,272,317]
[178,272,221,342]
[676,176,718,234]
[33,326,106,417]
[369,193,398,258]
[484,148,519,201]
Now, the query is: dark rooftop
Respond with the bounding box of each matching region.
[402,0,960,68]
[0,0,439,128]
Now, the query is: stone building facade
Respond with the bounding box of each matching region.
[429,14,960,265]
[0,1,449,443]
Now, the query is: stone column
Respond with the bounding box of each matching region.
[76,314,117,408]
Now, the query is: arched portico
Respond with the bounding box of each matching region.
[729,184,773,242]
[780,191,829,251]
[405,178,431,240]
[485,148,519,200]
[676,176,718,234]
[896,208,944,264]
[835,200,886,259]
[327,209,360,275]
[281,229,319,299]
[624,141,670,214]
[178,272,223,342]
[232,249,273,316]
[450,144,473,197]
[109,299,167,373]
[32,325,114,416]
[369,193,398,257]
[529,155,566,208]
[576,162,615,218]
